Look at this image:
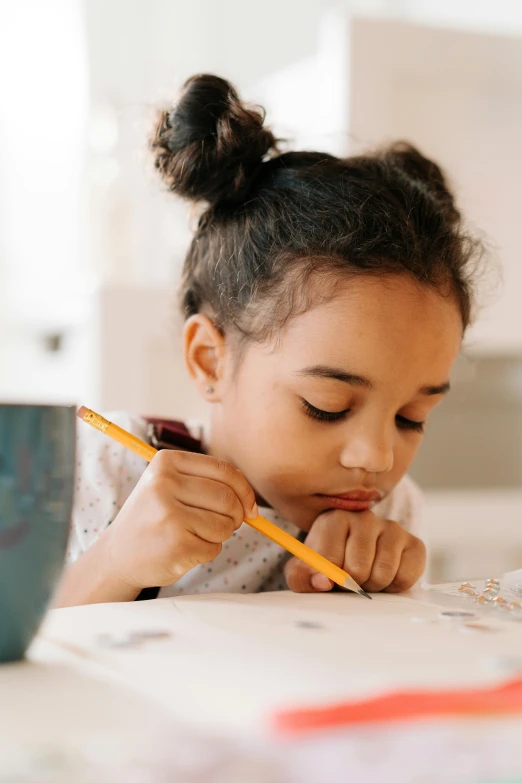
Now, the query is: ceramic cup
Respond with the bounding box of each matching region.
[0,404,76,662]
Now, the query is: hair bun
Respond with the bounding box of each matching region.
[151,74,278,206]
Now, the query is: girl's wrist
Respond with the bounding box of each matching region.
[53,532,141,608]
[97,527,143,601]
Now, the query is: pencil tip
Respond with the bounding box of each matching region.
[359,589,372,600]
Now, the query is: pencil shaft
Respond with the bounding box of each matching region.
[247,515,349,588]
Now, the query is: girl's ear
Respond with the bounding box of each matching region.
[183,315,227,401]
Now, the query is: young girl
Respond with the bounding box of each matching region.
[56,74,481,607]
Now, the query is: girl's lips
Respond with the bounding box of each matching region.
[318,490,383,513]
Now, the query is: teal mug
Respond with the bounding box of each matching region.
[0,404,76,662]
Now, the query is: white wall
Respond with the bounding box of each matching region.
[3,0,522,404]
[0,0,89,405]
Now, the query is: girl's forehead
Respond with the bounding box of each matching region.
[262,275,463,377]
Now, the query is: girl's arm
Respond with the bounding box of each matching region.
[55,448,257,607]
[53,528,141,607]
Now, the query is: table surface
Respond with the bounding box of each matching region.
[2,588,522,783]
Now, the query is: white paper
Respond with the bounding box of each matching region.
[34,590,522,735]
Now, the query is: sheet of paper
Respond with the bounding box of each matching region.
[34,591,522,735]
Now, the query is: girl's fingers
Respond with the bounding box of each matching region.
[182,507,240,545]
[342,513,381,587]
[285,510,425,596]
[284,557,336,593]
[385,537,427,593]
[303,511,352,566]
[168,533,223,581]
[363,527,404,592]
[285,511,351,593]
[163,473,245,530]
[150,449,258,519]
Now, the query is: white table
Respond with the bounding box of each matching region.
[2,590,522,783]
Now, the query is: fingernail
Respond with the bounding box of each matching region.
[245,504,259,520]
[311,574,333,591]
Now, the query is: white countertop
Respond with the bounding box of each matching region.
[2,589,522,782]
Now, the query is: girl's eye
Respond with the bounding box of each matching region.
[302,400,350,423]
[396,415,425,434]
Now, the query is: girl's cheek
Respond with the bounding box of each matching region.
[393,440,419,477]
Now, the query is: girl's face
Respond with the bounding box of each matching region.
[202,274,463,531]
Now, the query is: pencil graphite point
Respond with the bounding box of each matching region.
[343,574,372,598]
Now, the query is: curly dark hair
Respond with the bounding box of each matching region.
[151,73,482,342]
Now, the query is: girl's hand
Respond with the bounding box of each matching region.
[284,509,426,594]
[101,449,258,591]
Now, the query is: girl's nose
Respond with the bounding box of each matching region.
[339,421,394,474]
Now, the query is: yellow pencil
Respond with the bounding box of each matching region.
[77,406,371,598]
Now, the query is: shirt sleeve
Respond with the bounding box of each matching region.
[66,412,149,564]
[373,474,424,540]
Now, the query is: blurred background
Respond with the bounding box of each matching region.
[1,0,521,581]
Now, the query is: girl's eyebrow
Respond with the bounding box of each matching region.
[296,365,373,387]
[296,365,451,396]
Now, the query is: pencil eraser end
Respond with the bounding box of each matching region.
[77,406,88,420]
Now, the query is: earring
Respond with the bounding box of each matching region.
[205,385,214,395]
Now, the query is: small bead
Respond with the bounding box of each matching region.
[509,601,522,610]
[476,595,486,604]
[483,588,498,600]
[459,582,476,591]
[486,578,500,586]
[492,596,507,605]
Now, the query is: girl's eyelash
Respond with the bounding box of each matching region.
[302,400,349,423]
[396,415,425,433]
[303,401,425,432]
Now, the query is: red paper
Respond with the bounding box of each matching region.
[274,678,522,734]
